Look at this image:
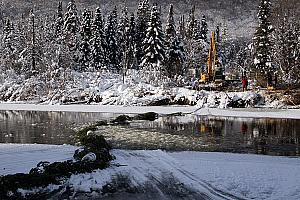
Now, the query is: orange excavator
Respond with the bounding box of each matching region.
[200,32,224,83]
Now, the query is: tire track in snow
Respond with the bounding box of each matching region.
[113,150,247,200]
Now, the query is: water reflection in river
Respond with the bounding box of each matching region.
[128,115,300,156]
[0,111,115,144]
[0,111,299,156]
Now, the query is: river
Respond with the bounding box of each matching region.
[0,110,299,156]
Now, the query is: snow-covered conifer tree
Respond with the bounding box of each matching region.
[55,1,64,42]
[253,0,274,75]
[186,6,195,41]
[165,4,176,40]
[136,0,150,66]
[191,19,208,75]
[118,6,130,74]
[63,0,80,51]
[127,13,137,69]
[105,10,120,71]
[91,7,106,70]
[2,19,15,54]
[178,15,186,40]
[78,9,92,71]
[165,4,176,77]
[141,4,166,84]
[0,19,17,70]
[200,15,208,42]
[29,9,37,74]
[167,34,186,78]
[277,23,300,84]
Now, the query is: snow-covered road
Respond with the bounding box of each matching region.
[1,144,300,199]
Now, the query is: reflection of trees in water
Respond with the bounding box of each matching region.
[135,116,300,156]
[251,119,300,156]
[0,111,113,144]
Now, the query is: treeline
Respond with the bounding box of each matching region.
[1,0,227,84]
[0,0,299,87]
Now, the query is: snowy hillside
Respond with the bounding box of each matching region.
[0,0,258,38]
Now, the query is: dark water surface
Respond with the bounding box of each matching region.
[125,115,300,156]
[0,110,299,156]
[0,111,116,144]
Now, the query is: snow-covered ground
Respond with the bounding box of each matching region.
[0,144,77,175]
[1,144,300,199]
[1,103,300,119]
[0,71,294,109]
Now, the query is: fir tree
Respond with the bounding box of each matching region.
[186,5,195,40]
[136,0,150,66]
[78,9,92,71]
[0,18,17,70]
[191,19,208,75]
[253,0,274,75]
[220,22,230,69]
[29,9,37,74]
[200,15,208,41]
[91,7,106,70]
[141,4,166,83]
[80,9,92,40]
[55,1,64,42]
[167,34,186,78]
[63,0,80,51]
[165,4,176,39]
[105,10,120,71]
[2,19,15,54]
[165,4,178,77]
[277,23,300,84]
[127,13,137,69]
[64,0,80,34]
[178,15,186,40]
[118,6,130,73]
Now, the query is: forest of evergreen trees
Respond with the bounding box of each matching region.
[0,0,299,87]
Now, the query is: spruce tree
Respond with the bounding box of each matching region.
[127,13,137,69]
[165,4,177,77]
[200,15,208,42]
[55,1,64,42]
[136,0,150,66]
[64,0,80,34]
[186,6,195,41]
[80,9,92,40]
[191,19,208,75]
[253,0,274,75]
[0,19,16,70]
[63,0,80,51]
[220,22,230,69]
[167,34,186,78]
[29,9,37,74]
[178,15,186,40]
[78,9,92,71]
[118,6,130,73]
[141,4,166,83]
[105,10,120,71]
[91,7,106,70]
[2,19,15,54]
[165,4,176,39]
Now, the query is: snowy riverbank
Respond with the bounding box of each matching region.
[0,144,300,199]
[2,71,297,109]
[0,103,300,119]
